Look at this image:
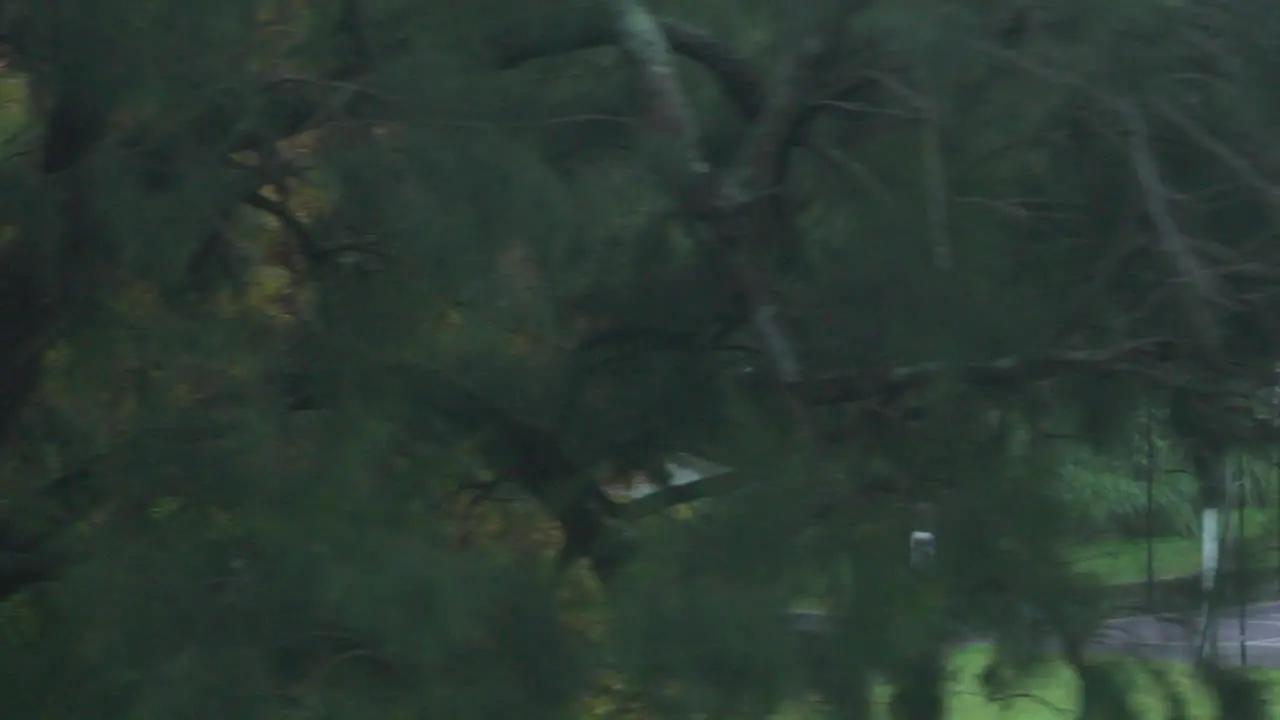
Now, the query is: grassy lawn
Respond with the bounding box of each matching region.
[935,647,1280,719]
[775,512,1280,717]
[1071,509,1279,585]
[779,511,1280,716]
[778,646,1280,718]
[788,509,1280,615]
[941,514,1280,716]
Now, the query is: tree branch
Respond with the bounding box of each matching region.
[1120,100,1227,350]
[494,7,765,119]
[1153,98,1280,212]
[244,191,314,253]
[604,0,715,207]
[794,338,1182,407]
[602,0,825,386]
[713,1,840,212]
[359,364,627,575]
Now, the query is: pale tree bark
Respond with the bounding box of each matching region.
[1121,100,1227,352]
[603,0,862,386]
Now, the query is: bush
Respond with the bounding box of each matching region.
[1053,456,1198,541]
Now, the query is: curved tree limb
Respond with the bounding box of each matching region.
[601,0,850,386]
[795,338,1183,407]
[1120,100,1227,351]
[493,6,765,119]
[604,0,715,205]
[712,1,839,213]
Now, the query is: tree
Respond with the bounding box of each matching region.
[2,0,1280,717]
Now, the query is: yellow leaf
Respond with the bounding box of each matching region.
[229,150,259,166]
[509,331,535,353]
[246,265,294,317]
[259,184,283,202]
[150,496,183,520]
[0,224,16,253]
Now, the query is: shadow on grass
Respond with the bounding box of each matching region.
[779,647,1280,719]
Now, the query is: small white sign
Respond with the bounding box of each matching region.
[910,530,936,567]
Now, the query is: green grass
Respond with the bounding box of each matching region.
[0,72,32,149]
[1071,509,1279,585]
[788,510,1280,615]
[779,512,1280,717]
[778,646,1280,719]
[937,647,1280,719]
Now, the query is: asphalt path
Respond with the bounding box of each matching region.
[1090,601,1280,666]
[790,602,1280,666]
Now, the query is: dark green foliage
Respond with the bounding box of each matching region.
[1076,659,1139,720]
[35,404,587,719]
[888,647,945,720]
[1197,661,1267,720]
[1054,445,1199,541]
[1142,663,1192,720]
[4,0,1280,717]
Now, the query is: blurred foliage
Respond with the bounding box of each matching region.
[2,0,1280,718]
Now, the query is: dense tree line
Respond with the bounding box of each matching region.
[2,0,1280,717]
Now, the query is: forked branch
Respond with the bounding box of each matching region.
[604,0,714,207]
[1121,100,1226,350]
[603,0,809,384]
[494,7,765,118]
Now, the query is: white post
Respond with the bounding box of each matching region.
[1197,454,1232,660]
[1198,504,1220,661]
[1202,507,1220,594]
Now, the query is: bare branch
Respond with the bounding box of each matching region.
[754,304,803,384]
[242,191,318,263]
[706,2,874,385]
[1120,100,1227,349]
[721,249,806,383]
[714,4,829,210]
[604,0,713,206]
[1153,98,1280,212]
[494,9,765,118]
[602,0,807,385]
[704,2,871,382]
[919,68,952,269]
[795,338,1182,406]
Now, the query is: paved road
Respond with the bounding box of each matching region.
[791,602,1280,666]
[1090,601,1280,666]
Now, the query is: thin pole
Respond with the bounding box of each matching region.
[1273,361,1280,593]
[1239,460,1247,667]
[1145,401,1156,610]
